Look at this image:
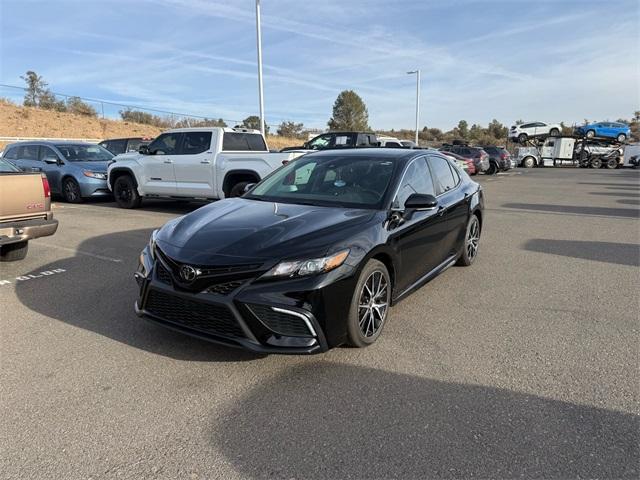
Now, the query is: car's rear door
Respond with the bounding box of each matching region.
[142,132,180,195]
[12,144,41,172]
[173,131,214,197]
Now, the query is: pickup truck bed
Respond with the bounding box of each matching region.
[0,164,58,261]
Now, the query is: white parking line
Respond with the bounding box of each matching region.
[32,241,123,263]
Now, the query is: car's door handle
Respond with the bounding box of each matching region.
[200,160,211,164]
[163,159,173,164]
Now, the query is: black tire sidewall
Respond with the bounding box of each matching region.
[229,182,249,198]
[346,259,391,348]
[456,214,480,266]
[0,241,29,261]
[63,178,83,203]
[114,176,141,208]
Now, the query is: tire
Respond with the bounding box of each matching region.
[518,133,528,144]
[229,181,250,198]
[549,128,560,137]
[0,241,29,261]
[486,162,498,175]
[63,178,83,203]
[456,214,481,266]
[113,175,142,209]
[586,130,596,138]
[616,133,626,143]
[523,156,536,168]
[590,158,602,169]
[606,158,618,169]
[346,259,391,348]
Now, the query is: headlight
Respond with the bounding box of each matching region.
[263,249,349,278]
[148,229,159,259]
[83,170,107,180]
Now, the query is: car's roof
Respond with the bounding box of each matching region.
[6,140,96,147]
[302,147,438,163]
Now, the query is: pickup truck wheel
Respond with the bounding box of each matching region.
[114,176,142,209]
[63,178,83,203]
[229,182,249,198]
[0,241,29,261]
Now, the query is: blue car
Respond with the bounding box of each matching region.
[1,141,114,202]
[575,122,630,142]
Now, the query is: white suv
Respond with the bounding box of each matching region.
[509,122,561,144]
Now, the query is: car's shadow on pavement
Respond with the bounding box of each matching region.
[210,362,639,479]
[14,228,264,362]
[502,202,640,219]
[86,199,211,215]
[522,239,640,267]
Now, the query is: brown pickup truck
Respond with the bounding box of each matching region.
[0,157,58,261]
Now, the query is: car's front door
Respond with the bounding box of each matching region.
[388,157,447,293]
[143,132,181,195]
[427,154,469,258]
[173,131,214,197]
[39,146,65,194]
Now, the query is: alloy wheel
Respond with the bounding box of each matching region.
[358,270,388,338]
[466,216,480,261]
[116,183,132,202]
[64,180,79,202]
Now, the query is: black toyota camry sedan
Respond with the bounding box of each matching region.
[134,149,484,354]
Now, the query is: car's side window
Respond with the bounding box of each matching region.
[428,155,457,195]
[3,146,18,160]
[108,139,127,155]
[39,146,59,161]
[393,157,435,209]
[180,132,212,155]
[148,133,181,155]
[18,145,40,161]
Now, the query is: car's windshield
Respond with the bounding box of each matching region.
[246,155,397,209]
[0,157,19,172]
[55,144,114,162]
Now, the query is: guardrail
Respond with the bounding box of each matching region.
[0,136,103,143]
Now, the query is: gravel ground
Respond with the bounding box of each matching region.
[1,167,638,479]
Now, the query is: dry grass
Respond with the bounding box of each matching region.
[0,99,301,151]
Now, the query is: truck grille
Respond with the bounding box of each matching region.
[145,289,245,338]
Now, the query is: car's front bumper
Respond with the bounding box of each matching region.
[78,177,111,198]
[0,215,58,246]
[133,246,357,354]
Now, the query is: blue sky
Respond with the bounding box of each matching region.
[0,0,638,130]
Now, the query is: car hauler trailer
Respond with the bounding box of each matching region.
[515,135,625,169]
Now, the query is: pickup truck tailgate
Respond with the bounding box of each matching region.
[0,173,48,222]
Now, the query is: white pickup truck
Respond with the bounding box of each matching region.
[107,127,303,208]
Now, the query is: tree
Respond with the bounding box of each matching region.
[242,115,269,134]
[66,96,97,117]
[327,90,370,131]
[456,120,469,139]
[20,71,48,107]
[277,121,304,138]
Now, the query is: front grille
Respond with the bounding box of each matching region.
[145,289,245,338]
[156,262,173,285]
[248,304,312,337]
[206,280,245,295]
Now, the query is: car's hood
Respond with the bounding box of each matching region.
[68,160,111,172]
[157,198,376,265]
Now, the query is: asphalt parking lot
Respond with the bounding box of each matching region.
[1,167,639,479]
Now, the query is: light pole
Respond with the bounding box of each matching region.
[407,69,420,145]
[255,0,265,135]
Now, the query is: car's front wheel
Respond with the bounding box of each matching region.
[63,178,83,203]
[114,175,142,209]
[518,133,528,144]
[616,133,626,143]
[347,259,391,348]
[586,130,596,138]
[549,128,560,136]
[457,214,481,266]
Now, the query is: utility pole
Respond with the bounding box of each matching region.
[256,0,265,136]
[407,70,420,145]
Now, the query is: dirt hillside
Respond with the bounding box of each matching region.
[0,100,299,150]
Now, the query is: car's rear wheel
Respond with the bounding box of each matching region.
[616,133,626,143]
[0,241,29,261]
[114,175,142,209]
[63,178,83,203]
[346,259,391,348]
[518,133,528,144]
[456,214,480,266]
[486,162,498,175]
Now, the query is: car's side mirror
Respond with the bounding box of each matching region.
[404,193,438,211]
[139,145,149,154]
[244,183,255,193]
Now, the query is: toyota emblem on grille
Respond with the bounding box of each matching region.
[179,265,199,282]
